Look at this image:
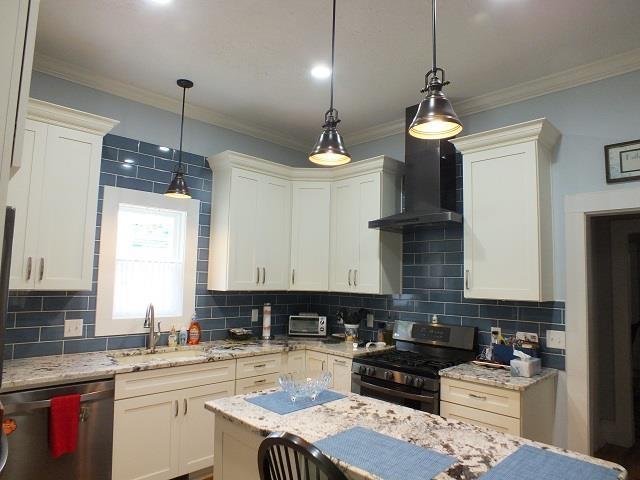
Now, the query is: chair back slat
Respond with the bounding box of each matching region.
[258,431,348,480]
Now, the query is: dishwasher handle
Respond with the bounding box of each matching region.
[3,389,113,414]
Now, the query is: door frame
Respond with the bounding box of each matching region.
[565,188,640,454]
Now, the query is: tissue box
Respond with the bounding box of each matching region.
[510,357,541,377]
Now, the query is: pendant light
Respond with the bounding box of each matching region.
[309,0,351,166]
[165,79,194,199]
[408,0,463,140]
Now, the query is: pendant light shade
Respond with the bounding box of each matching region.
[309,109,351,166]
[309,0,351,166]
[409,0,463,140]
[165,78,193,199]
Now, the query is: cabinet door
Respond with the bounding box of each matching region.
[178,380,235,475]
[330,178,358,292]
[305,351,328,377]
[290,181,330,291]
[35,125,101,290]
[112,391,180,480]
[354,173,381,293]
[463,143,541,300]
[7,119,46,289]
[228,168,261,289]
[285,350,306,379]
[327,355,352,393]
[257,175,291,290]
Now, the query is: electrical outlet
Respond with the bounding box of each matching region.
[546,330,566,349]
[491,327,501,344]
[251,309,259,323]
[64,318,83,338]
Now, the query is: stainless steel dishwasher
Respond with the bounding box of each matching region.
[0,378,114,479]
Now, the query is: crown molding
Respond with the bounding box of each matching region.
[348,47,640,146]
[28,98,119,135]
[32,53,309,152]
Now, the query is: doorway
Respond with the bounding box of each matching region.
[589,214,640,479]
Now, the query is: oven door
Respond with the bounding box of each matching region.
[351,374,439,414]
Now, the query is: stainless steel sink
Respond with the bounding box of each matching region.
[109,347,207,365]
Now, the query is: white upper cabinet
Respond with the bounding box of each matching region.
[330,170,403,295]
[207,151,403,293]
[289,181,330,291]
[451,118,560,302]
[8,99,118,290]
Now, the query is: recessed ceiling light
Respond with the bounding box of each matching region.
[123,158,135,164]
[148,0,172,5]
[311,65,331,79]
[159,146,170,152]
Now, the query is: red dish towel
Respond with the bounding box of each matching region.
[49,394,81,458]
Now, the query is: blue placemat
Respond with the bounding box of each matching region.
[246,390,346,415]
[315,426,456,480]
[480,445,620,480]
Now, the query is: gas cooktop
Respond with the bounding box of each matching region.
[355,350,462,378]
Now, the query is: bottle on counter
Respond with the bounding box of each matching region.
[188,313,201,345]
[168,325,178,347]
[262,303,271,340]
[179,325,188,346]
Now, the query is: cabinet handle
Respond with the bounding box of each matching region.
[321,360,326,370]
[184,398,188,415]
[256,267,260,285]
[348,269,352,286]
[39,258,44,282]
[292,269,295,285]
[333,359,346,366]
[26,257,32,280]
[254,378,266,384]
[354,269,358,287]
[468,393,486,400]
[465,270,470,290]
[254,363,266,368]
[174,400,179,417]
[262,267,266,284]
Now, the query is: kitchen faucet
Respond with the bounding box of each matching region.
[144,303,161,353]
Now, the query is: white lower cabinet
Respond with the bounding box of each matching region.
[327,356,352,393]
[283,350,306,378]
[305,350,327,377]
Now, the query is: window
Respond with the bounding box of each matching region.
[96,186,199,336]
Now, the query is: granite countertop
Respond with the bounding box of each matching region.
[205,391,626,480]
[0,338,392,393]
[439,362,558,391]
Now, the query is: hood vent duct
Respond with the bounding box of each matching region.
[368,104,462,232]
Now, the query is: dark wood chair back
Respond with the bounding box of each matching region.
[258,431,348,480]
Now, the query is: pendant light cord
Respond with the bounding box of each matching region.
[431,0,437,72]
[177,86,186,171]
[329,0,336,113]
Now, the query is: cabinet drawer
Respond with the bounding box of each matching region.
[115,361,236,400]
[235,373,281,395]
[440,401,521,436]
[236,353,282,379]
[441,378,521,418]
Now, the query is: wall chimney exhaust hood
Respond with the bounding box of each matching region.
[369,104,461,232]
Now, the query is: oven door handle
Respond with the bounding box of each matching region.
[355,378,437,403]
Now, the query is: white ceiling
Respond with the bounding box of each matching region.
[34,0,640,151]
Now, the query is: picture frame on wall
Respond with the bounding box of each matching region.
[605,139,640,184]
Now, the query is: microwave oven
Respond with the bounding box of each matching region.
[288,314,327,337]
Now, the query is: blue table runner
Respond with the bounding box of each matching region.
[480,445,620,480]
[315,426,457,480]
[246,390,346,415]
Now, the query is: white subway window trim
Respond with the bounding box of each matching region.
[96,186,199,336]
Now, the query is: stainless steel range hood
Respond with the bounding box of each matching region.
[369,104,461,232]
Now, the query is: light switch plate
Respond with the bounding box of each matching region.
[64,318,83,338]
[366,313,374,328]
[546,330,566,349]
[490,327,501,344]
[251,309,259,323]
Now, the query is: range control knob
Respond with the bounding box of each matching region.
[384,371,393,380]
[414,378,425,388]
[359,365,367,375]
[366,367,376,377]
[404,375,414,385]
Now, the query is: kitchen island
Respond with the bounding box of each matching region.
[205,390,626,480]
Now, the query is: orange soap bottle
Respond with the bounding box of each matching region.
[187,313,201,345]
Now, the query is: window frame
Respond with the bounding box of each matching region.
[95,186,200,337]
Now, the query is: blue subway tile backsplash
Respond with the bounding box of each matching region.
[4,133,566,370]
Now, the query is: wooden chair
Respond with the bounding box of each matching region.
[258,431,348,480]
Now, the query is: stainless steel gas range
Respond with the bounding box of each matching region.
[351,320,477,415]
